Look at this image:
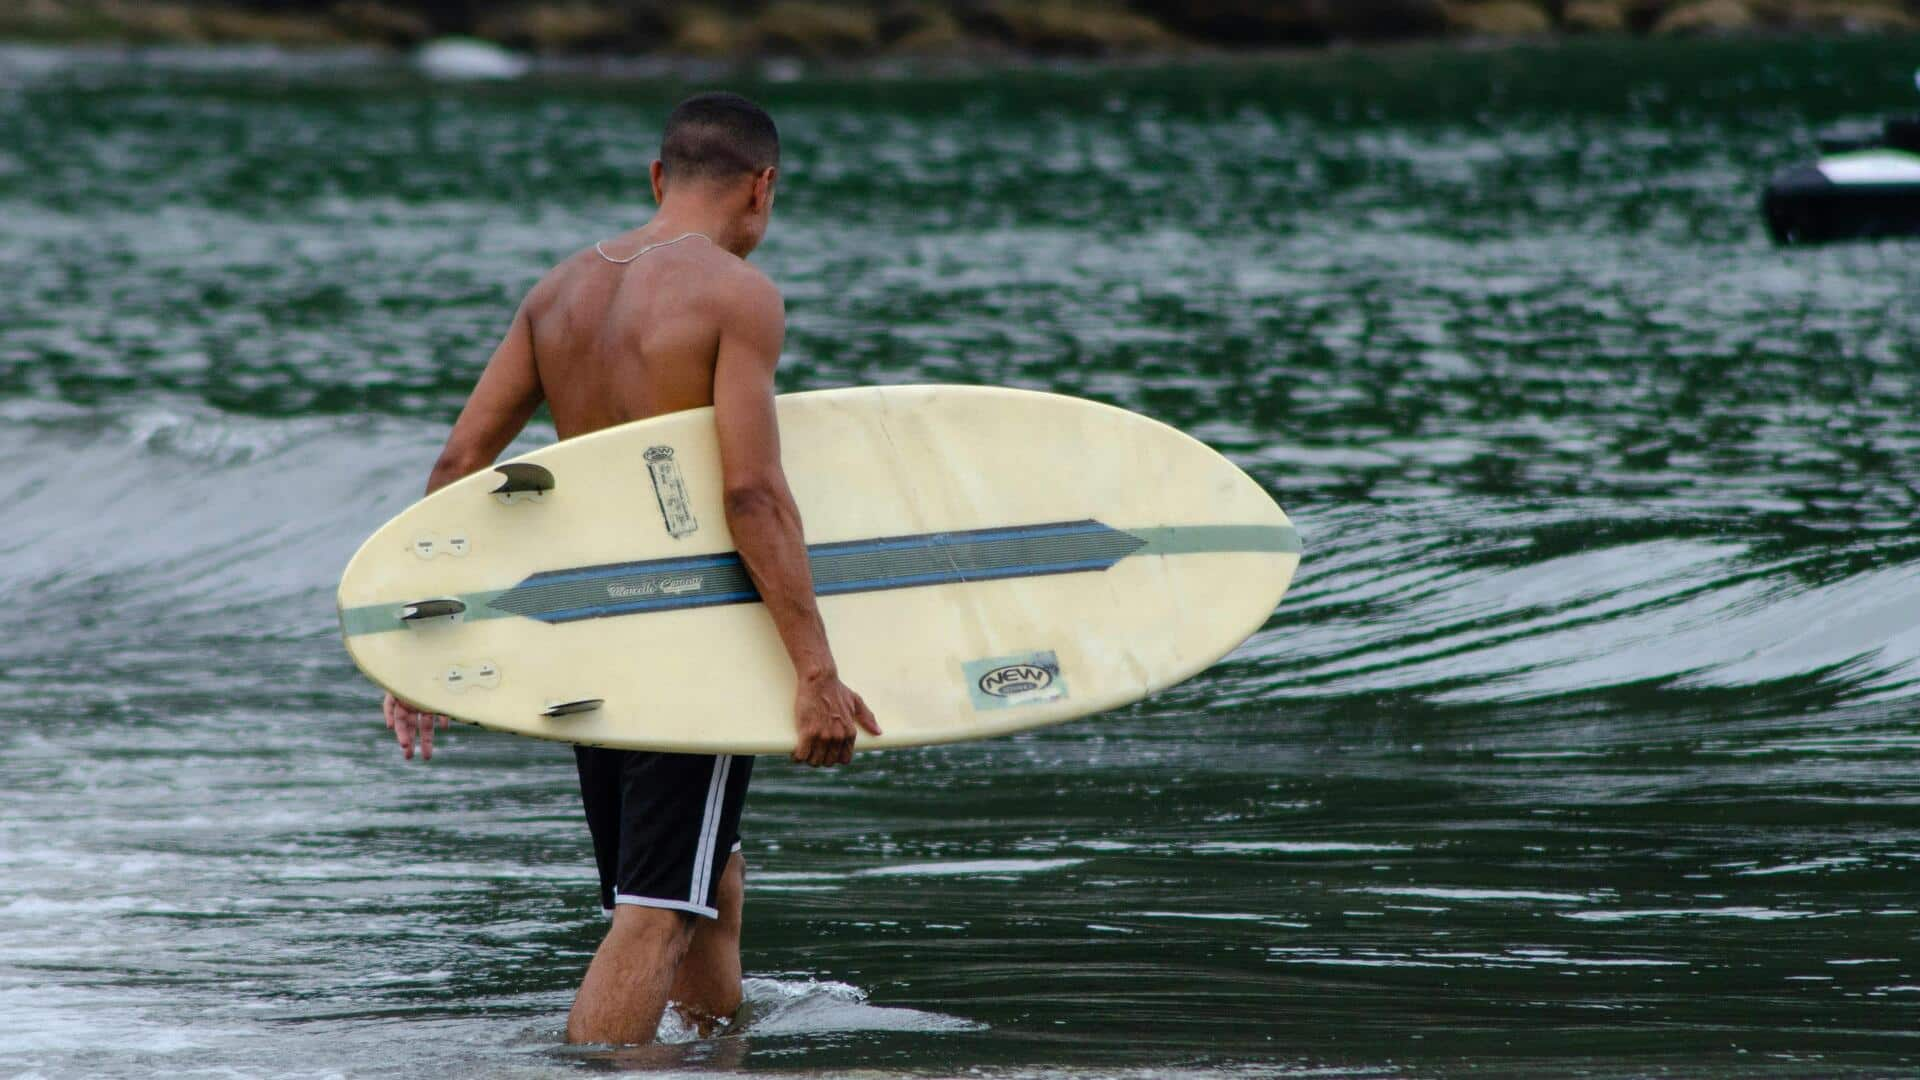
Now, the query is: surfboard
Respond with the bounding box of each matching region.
[337,385,1300,754]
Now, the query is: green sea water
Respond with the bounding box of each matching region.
[1,35,1918,1078]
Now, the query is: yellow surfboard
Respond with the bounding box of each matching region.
[337,385,1300,753]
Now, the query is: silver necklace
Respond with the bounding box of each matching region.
[593,231,711,264]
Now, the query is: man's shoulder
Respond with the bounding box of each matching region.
[523,247,599,314]
[714,253,780,301]
[706,254,782,320]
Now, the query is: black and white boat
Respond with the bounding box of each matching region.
[1763,71,1920,246]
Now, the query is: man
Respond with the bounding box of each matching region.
[379,91,881,1045]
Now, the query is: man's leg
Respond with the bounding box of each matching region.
[669,851,746,1030]
[566,904,698,1044]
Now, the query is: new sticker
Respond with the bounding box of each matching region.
[962,651,1067,711]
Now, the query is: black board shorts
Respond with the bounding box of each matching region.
[573,747,754,919]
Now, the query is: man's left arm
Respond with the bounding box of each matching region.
[385,303,545,761]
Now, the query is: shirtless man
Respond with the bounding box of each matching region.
[379,91,881,1045]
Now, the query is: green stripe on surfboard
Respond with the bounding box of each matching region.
[337,590,512,638]
[1128,524,1302,557]
[337,522,1299,638]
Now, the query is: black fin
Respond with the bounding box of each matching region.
[492,463,555,494]
[399,598,467,622]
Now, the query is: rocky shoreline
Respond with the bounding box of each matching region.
[2,0,1917,59]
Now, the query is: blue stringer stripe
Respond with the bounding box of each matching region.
[487,519,1144,626]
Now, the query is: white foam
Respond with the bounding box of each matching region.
[0,983,243,1057]
[750,871,845,882]
[1357,886,1594,903]
[735,977,984,1036]
[854,858,1085,878]
[1133,911,1273,922]
[413,39,530,81]
[1271,955,1452,969]
[1735,857,1868,876]
[1195,842,1409,854]
[1564,906,1821,923]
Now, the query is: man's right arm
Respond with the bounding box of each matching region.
[713,272,880,767]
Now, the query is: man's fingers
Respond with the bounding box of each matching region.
[381,695,451,762]
[852,697,881,737]
[821,731,850,767]
[792,698,872,767]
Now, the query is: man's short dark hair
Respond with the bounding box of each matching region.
[660,92,779,184]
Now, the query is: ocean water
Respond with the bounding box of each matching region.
[1,35,1917,1078]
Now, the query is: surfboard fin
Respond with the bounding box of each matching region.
[399,598,466,623]
[542,698,603,718]
[492,463,555,495]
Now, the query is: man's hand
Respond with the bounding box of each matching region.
[792,670,881,767]
[383,692,450,761]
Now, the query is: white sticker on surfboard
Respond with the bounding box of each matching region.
[644,445,698,538]
[963,651,1067,711]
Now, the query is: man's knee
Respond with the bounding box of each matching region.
[606,904,699,958]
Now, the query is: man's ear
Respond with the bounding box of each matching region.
[650,160,666,204]
[752,166,778,212]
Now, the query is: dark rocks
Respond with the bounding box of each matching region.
[1324,0,1452,40]
[1131,0,1331,46]
[1561,0,1629,31]
[1445,1,1555,35]
[331,1,434,45]
[1791,1,1918,32]
[1650,0,1756,34]
[959,1,1181,55]
[876,3,967,51]
[475,2,671,51]
[757,1,880,55]
[3,0,1918,57]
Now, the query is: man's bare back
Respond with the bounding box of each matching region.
[528,233,772,437]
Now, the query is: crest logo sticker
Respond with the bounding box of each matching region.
[962,651,1067,711]
[644,445,698,538]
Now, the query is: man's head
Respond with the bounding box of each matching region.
[651,92,780,253]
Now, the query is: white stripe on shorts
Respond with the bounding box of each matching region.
[614,893,719,919]
[689,755,731,909]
